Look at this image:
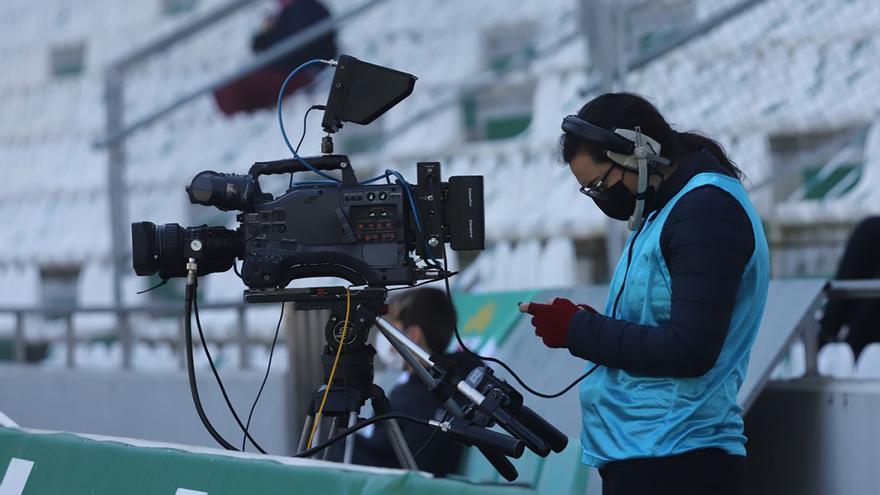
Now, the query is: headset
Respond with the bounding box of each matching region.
[562,115,671,231]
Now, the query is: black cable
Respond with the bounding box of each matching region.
[289,104,325,189]
[412,412,447,460]
[610,222,645,318]
[294,413,429,458]
[241,303,285,451]
[232,260,243,280]
[184,282,238,450]
[442,246,600,399]
[193,296,268,453]
[386,272,458,292]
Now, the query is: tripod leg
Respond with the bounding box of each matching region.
[297,415,314,453]
[308,414,325,455]
[369,385,418,471]
[322,417,340,460]
[387,418,418,470]
[343,411,358,464]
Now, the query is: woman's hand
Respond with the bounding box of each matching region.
[519,298,598,348]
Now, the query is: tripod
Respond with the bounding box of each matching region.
[245,286,417,469]
[244,285,568,481]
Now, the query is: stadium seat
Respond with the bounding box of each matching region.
[538,236,577,289]
[817,342,855,378]
[854,343,880,379]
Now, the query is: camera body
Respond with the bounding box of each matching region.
[132,154,484,289]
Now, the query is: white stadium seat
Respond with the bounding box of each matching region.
[817,342,855,378]
[854,343,880,379]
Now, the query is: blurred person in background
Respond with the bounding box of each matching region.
[520,93,769,495]
[820,216,880,358]
[332,287,481,477]
[213,0,337,116]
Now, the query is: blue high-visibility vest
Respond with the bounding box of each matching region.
[579,172,770,467]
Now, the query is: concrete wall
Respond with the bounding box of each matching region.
[0,364,290,455]
[745,378,880,495]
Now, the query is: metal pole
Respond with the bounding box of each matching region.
[65,313,75,368]
[14,312,25,363]
[581,0,628,273]
[104,67,134,369]
[287,309,327,453]
[237,307,248,369]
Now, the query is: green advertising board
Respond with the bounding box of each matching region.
[452,290,538,354]
[0,427,546,495]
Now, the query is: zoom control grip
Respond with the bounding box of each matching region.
[444,418,524,458]
[478,447,518,482]
[512,403,569,453]
[492,408,550,457]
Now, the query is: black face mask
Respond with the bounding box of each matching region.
[592,181,636,221]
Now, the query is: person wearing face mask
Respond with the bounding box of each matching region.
[329,287,481,477]
[519,93,769,495]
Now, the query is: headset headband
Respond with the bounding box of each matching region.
[561,115,635,156]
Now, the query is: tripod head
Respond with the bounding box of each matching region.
[246,286,386,352]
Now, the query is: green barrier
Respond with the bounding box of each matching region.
[453,290,538,353]
[0,428,546,495]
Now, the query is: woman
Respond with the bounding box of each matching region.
[520,93,769,495]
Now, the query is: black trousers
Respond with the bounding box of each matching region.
[598,448,745,495]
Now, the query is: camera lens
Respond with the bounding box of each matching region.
[131,222,241,280]
[131,222,186,277]
[187,171,255,211]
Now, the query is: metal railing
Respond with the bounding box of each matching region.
[0,301,298,370]
[793,279,880,377]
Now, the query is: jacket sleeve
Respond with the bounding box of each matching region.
[566,185,755,377]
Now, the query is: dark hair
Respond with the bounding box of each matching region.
[560,92,743,180]
[389,287,456,354]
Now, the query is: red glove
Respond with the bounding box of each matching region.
[521,298,598,348]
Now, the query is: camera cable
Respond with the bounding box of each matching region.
[192,294,268,453]
[306,286,352,449]
[183,273,238,451]
[412,411,448,460]
[278,59,339,182]
[288,104,326,189]
[441,220,645,399]
[241,302,285,451]
[294,413,430,458]
[441,249,599,399]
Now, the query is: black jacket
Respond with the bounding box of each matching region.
[252,0,337,72]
